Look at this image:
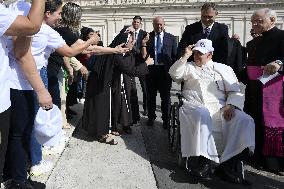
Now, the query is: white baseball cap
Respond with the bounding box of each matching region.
[192,39,214,54]
[34,105,63,147]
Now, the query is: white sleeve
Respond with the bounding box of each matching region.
[47,29,66,50]
[0,5,17,37]
[225,67,245,110]
[169,59,191,84]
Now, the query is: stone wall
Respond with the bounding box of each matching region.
[66,0,284,46]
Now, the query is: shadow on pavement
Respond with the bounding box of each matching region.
[71,121,98,142]
[31,180,46,189]
[153,160,284,189]
[140,113,284,189]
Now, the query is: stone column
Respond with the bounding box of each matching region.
[114,18,123,34]
[143,18,153,33]
[244,16,252,45]
[106,19,115,45]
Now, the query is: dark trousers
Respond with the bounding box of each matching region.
[48,76,61,108]
[139,76,147,112]
[130,83,140,123]
[146,66,172,123]
[3,89,35,183]
[0,108,11,183]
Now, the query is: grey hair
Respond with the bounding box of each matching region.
[253,8,277,22]
[59,2,82,32]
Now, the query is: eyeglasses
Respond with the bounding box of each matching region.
[251,17,269,25]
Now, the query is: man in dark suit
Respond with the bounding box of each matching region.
[145,16,177,128]
[177,2,228,65]
[227,34,245,79]
[132,16,148,117]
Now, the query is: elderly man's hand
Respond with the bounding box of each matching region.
[223,104,236,121]
[263,62,281,75]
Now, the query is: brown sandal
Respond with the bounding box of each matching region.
[110,131,121,136]
[106,139,118,145]
[99,135,118,145]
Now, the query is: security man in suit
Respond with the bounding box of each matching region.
[144,16,177,128]
[132,16,149,117]
[177,2,228,65]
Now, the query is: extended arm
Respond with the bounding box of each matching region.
[13,36,52,108]
[169,45,193,83]
[5,0,45,36]
[55,36,99,57]
[88,44,129,55]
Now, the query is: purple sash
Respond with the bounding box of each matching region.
[262,75,284,156]
[247,66,263,80]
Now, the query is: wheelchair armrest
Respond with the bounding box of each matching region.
[175,93,183,106]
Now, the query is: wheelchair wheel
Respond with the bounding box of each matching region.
[176,124,186,168]
[168,102,180,153]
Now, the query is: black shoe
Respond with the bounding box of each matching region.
[8,181,34,189]
[215,164,243,184]
[191,163,211,180]
[142,110,148,116]
[146,119,154,126]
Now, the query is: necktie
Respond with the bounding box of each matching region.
[135,31,138,41]
[134,31,138,50]
[204,27,210,38]
[156,33,162,64]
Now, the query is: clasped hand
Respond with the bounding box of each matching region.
[262,61,281,75]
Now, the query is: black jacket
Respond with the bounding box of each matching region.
[146,31,177,70]
[177,21,228,64]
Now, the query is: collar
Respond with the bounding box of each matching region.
[135,28,141,34]
[206,59,214,68]
[202,22,214,31]
[155,31,164,37]
[261,26,277,36]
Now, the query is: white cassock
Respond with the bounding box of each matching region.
[169,59,255,163]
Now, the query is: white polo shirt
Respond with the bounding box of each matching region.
[0,4,17,113]
[7,1,66,90]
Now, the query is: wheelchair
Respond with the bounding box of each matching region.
[168,93,186,168]
[168,93,248,183]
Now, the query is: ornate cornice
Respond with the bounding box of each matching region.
[66,0,284,10]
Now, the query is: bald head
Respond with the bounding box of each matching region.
[153,16,165,33]
[252,8,277,22]
[232,34,240,41]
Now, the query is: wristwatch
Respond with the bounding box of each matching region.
[275,60,283,66]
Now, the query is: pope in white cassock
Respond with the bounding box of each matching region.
[169,39,255,184]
